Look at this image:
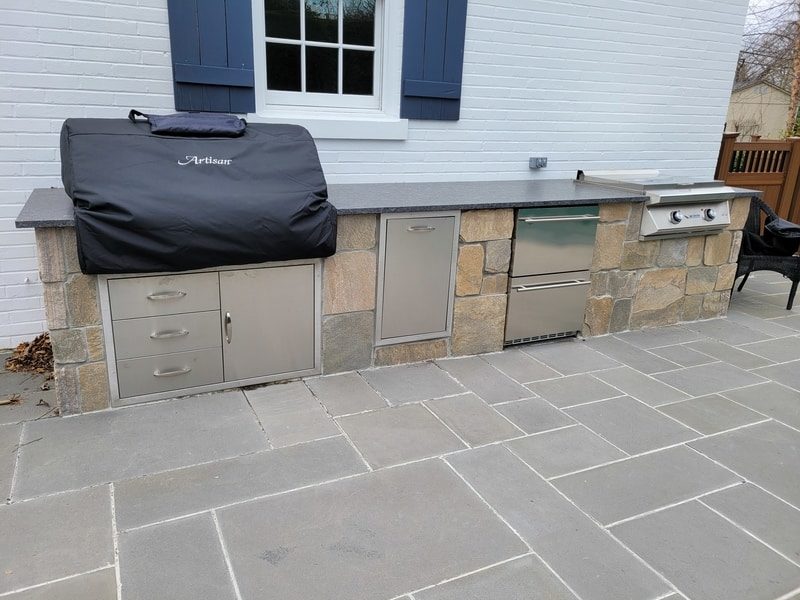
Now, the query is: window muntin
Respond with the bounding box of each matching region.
[264,0,380,109]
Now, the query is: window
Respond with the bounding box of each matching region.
[263,0,381,109]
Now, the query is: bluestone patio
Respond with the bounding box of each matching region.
[2,271,800,600]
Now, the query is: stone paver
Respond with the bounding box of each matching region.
[703,483,800,563]
[414,554,578,600]
[526,373,620,408]
[337,404,465,468]
[690,420,800,507]
[612,501,800,600]
[305,372,387,416]
[658,394,765,435]
[14,391,268,499]
[1,423,20,500]
[649,344,715,367]
[583,335,680,373]
[360,362,465,405]
[593,366,690,406]
[3,287,800,600]
[752,359,800,391]
[115,436,367,530]
[553,446,740,525]
[507,424,625,478]
[426,393,522,446]
[521,340,620,375]
[245,381,340,447]
[0,362,56,425]
[722,382,800,428]
[119,514,236,600]
[493,397,575,434]
[615,324,702,348]
[0,486,113,594]
[566,396,696,454]
[480,349,561,382]
[436,356,532,404]
[2,569,117,600]
[740,336,800,362]
[652,362,766,397]
[447,445,670,600]
[684,338,774,369]
[217,459,526,600]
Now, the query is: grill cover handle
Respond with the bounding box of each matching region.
[128,109,246,137]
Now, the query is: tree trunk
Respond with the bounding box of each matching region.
[788,1,800,136]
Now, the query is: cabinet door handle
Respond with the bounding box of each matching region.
[153,366,191,377]
[149,329,189,340]
[407,225,436,232]
[224,312,232,344]
[146,291,187,301]
[519,215,599,223]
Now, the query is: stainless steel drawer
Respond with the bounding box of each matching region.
[116,348,223,398]
[112,311,221,360]
[108,272,219,320]
[505,272,591,343]
[512,206,599,277]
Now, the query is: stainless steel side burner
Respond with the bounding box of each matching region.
[577,170,743,239]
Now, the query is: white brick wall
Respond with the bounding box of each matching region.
[0,0,748,346]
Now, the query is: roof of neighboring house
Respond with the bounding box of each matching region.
[732,79,790,96]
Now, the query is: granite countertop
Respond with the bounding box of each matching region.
[16,180,648,228]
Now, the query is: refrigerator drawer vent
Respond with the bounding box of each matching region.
[506,330,578,346]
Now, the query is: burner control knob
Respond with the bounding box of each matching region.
[669,210,684,224]
[703,208,717,221]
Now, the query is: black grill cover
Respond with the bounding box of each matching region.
[60,118,336,274]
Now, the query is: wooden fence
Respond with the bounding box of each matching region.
[715,132,800,222]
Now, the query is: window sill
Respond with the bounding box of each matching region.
[246,112,408,141]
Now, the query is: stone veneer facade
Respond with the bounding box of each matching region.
[321,210,513,374]
[584,198,750,335]
[35,227,110,414]
[32,200,750,414]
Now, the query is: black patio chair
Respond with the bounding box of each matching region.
[735,197,800,310]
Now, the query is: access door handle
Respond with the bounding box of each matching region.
[519,215,600,223]
[407,225,436,232]
[146,291,187,301]
[153,366,191,377]
[149,329,189,340]
[512,280,591,292]
[224,312,232,344]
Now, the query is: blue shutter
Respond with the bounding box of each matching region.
[167,0,255,113]
[400,0,468,121]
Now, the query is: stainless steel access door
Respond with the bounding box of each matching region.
[220,265,315,382]
[512,206,600,277]
[505,272,591,343]
[378,214,458,342]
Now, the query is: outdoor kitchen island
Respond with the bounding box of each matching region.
[16,179,755,414]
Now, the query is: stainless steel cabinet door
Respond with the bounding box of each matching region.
[220,265,315,381]
[379,215,457,341]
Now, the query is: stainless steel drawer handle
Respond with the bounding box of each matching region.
[513,280,591,292]
[146,291,187,301]
[149,329,189,340]
[519,215,600,223]
[153,366,192,378]
[224,312,232,344]
[407,225,436,232]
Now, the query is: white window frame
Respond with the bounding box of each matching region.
[250,0,407,140]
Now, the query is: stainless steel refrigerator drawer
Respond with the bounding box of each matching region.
[512,206,599,277]
[112,310,221,360]
[108,272,220,320]
[116,348,223,398]
[505,272,591,343]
